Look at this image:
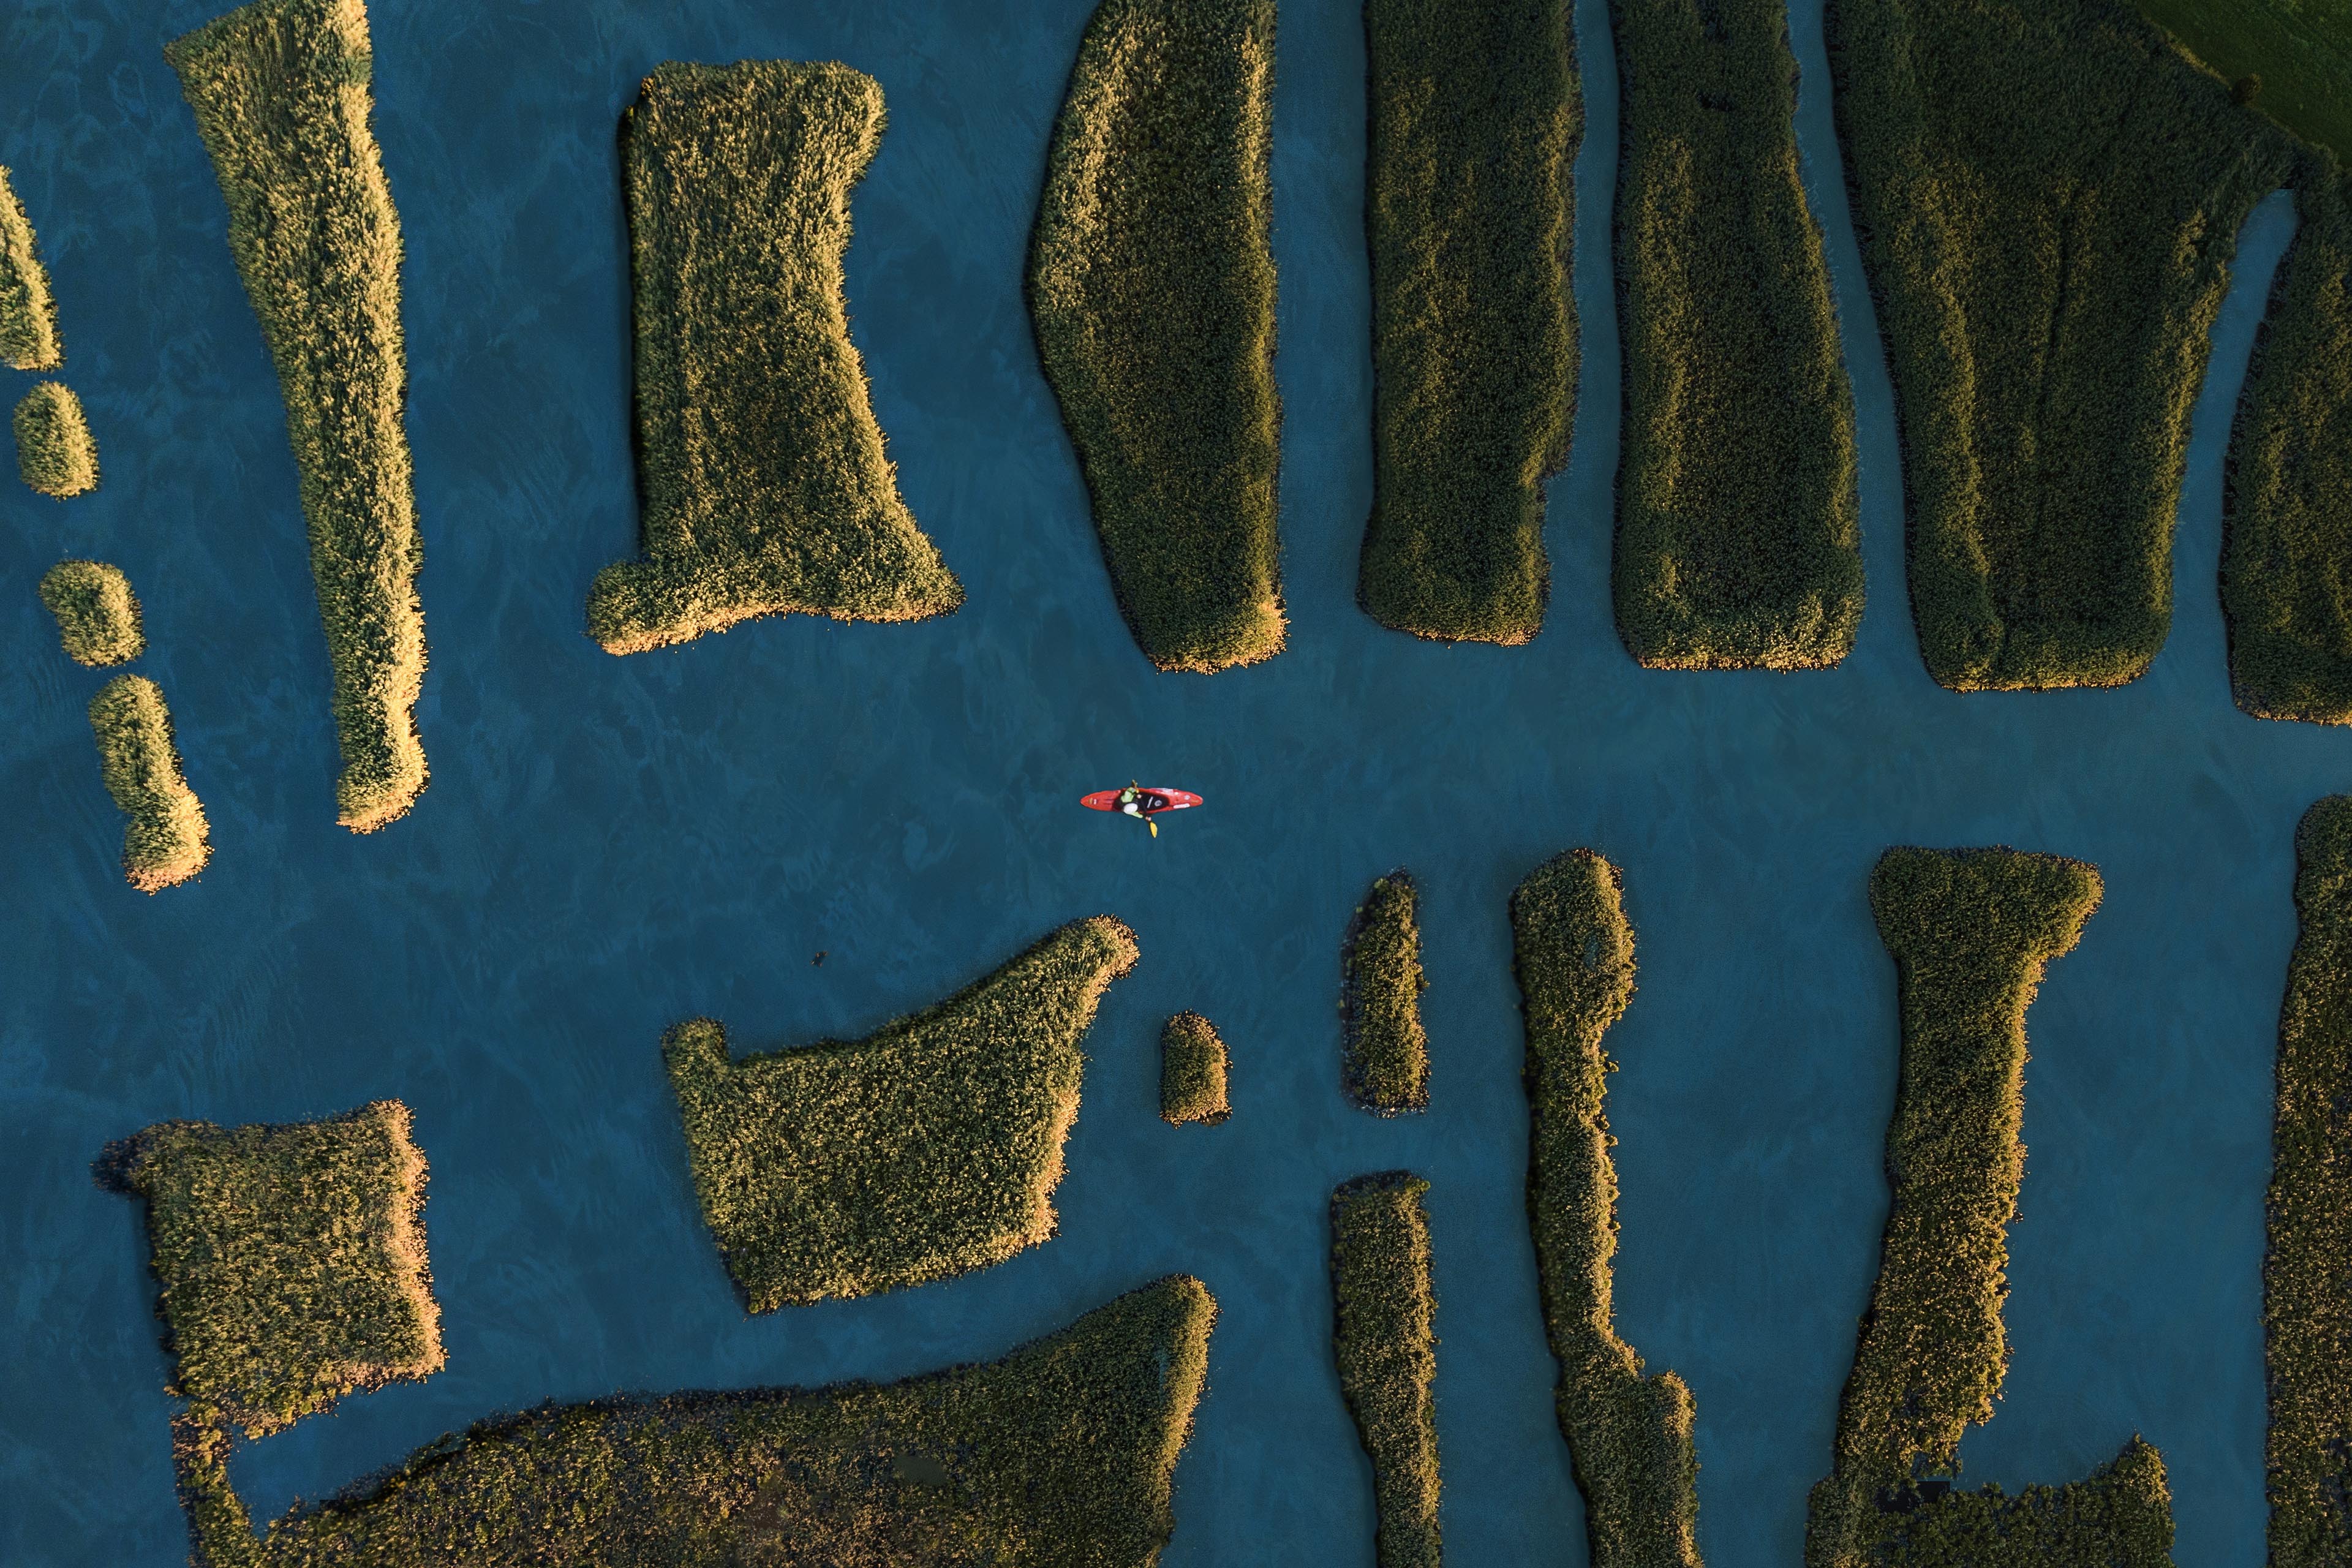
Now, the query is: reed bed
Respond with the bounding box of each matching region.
[589,61,963,657]
[15,381,97,497]
[2132,0,2352,162]
[1028,0,1284,673]
[88,676,210,893]
[1159,1011,1231,1125]
[39,560,143,667]
[1511,850,1700,1568]
[1342,871,1429,1115]
[1359,0,1578,646]
[0,165,61,370]
[1330,1171,1442,1568]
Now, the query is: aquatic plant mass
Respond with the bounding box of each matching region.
[0,164,61,371]
[38,560,142,667]
[1330,1170,1442,1568]
[1159,1010,1231,1125]
[1341,871,1429,1115]
[86,675,210,892]
[13,380,97,498]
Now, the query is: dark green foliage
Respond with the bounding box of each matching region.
[1330,1172,1441,1568]
[1342,872,1428,1115]
[2132,0,2352,162]
[0,164,61,370]
[665,917,1138,1312]
[1827,0,2295,690]
[14,380,97,497]
[167,1275,1216,1568]
[167,0,427,831]
[88,675,211,893]
[1159,1011,1231,1125]
[1360,0,1579,645]
[39,559,143,667]
[1028,0,1284,673]
[1806,847,2173,1567]
[588,61,963,657]
[1511,850,1700,1568]
[1611,0,1861,669]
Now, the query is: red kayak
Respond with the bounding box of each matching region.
[1081,786,1203,817]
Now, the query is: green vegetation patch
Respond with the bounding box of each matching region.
[666,916,1138,1312]
[1806,846,2173,1567]
[2132,0,2352,164]
[1611,0,1861,670]
[15,380,98,497]
[1510,850,1700,1567]
[1028,0,1284,673]
[0,164,62,371]
[2264,797,2352,1566]
[588,61,963,657]
[1341,871,1429,1115]
[88,675,211,893]
[1828,0,2295,690]
[1159,1011,1231,1125]
[97,1101,441,1440]
[168,1275,1215,1568]
[1359,0,1580,645]
[1330,1171,1442,1568]
[39,559,144,667]
[167,0,427,833]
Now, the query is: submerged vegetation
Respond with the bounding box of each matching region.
[167,0,427,833]
[1159,1011,1231,1125]
[1359,0,1579,645]
[665,916,1137,1312]
[1807,848,2173,1567]
[15,381,97,497]
[1330,1172,1442,1568]
[2132,0,2352,163]
[1341,872,1429,1115]
[1610,0,1860,670]
[88,676,210,893]
[39,560,144,667]
[1510,850,1700,1568]
[1028,0,1284,673]
[589,61,963,657]
[0,165,61,370]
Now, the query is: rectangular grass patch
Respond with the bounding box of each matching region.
[40,560,144,667]
[1342,871,1429,1115]
[1330,1170,1441,1568]
[0,164,62,371]
[88,675,210,894]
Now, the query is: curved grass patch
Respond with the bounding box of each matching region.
[1160,1011,1231,1125]
[1342,870,1428,1115]
[15,381,97,498]
[89,675,211,894]
[168,0,426,832]
[39,560,144,667]
[1360,0,1579,646]
[1331,1171,1441,1568]
[0,164,61,371]
[587,61,963,657]
[666,916,1138,1311]
[1028,0,1284,673]
[1511,850,1700,1568]
[1610,0,1860,670]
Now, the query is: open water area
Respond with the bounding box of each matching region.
[0,0,2330,1561]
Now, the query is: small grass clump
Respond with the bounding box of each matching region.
[1159,1011,1231,1125]
[2131,0,2352,164]
[1330,1171,1442,1568]
[97,1101,441,1441]
[167,0,427,833]
[1510,850,1700,1568]
[39,560,144,667]
[0,164,62,370]
[15,380,98,497]
[1360,0,1580,646]
[1806,847,2173,1567]
[89,675,211,893]
[1028,0,1284,673]
[1341,871,1429,1115]
[589,61,963,657]
[666,916,1138,1312]
[1610,0,1861,670]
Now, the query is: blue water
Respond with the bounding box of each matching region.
[0,0,2326,1561]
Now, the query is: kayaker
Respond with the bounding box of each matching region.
[1117,782,1158,837]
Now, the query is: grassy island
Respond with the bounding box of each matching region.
[97,1101,441,1440]
[1359,0,1579,646]
[1806,848,2173,1567]
[89,676,211,893]
[167,0,426,833]
[1342,872,1429,1115]
[1028,0,1284,673]
[588,61,963,657]
[0,165,61,371]
[1610,0,1860,670]
[1511,850,1700,1568]
[165,1275,1214,1568]
[1160,1011,1231,1125]
[666,916,1138,1311]
[39,560,144,667]
[1330,1172,1442,1568]
[15,381,98,497]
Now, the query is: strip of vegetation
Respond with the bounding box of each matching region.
[165,1275,1213,1568]
[1806,847,2173,1567]
[1359,0,1579,646]
[96,1101,441,1439]
[1610,0,1860,670]
[89,676,211,893]
[2263,797,2352,1567]
[167,0,426,833]
[588,61,963,657]
[666,916,1138,1312]
[0,164,61,370]
[2131,0,2352,164]
[1160,1011,1231,1125]
[1510,850,1700,1568]
[39,560,144,667]
[15,381,97,497]
[1331,1171,1442,1568]
[1827,0,2296,690]
[1342,871,1428,1115]
[1028,0,1284,673]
